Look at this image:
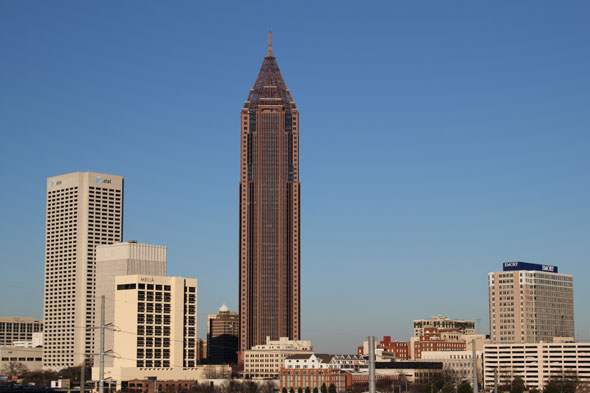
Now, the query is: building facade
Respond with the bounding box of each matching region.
[488,262,574,343]
[0,317,43,346]
[0,346,43,373]
[413,316,475,337]
[239,33,301,352]
[421,350,482,383]
[94,241,167,367]
[243,337,312,379]
[43,171,123,370]
[207,304,239,364]
[93,275,200,388]
[483,340,590,390]
[280,368,351,393]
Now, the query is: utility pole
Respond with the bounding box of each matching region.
[472,339,479,393]
[99,295,105,393]
[368,336,376,393]
[494,368,498,393]
[80,358,85,393]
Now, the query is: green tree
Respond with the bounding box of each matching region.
[283,389,288,393]
[305,388,311,393]
[290,389,295,393]
[457,381,472,393]
[313,388,318,393]
[298,388,303,393]
[328,384,337,393]
[544,382,560,393]
[321,384,328,393]
[510,377,525,393]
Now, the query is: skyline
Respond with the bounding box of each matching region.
[0,1,589,353]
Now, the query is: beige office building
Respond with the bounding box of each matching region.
[0,346,43,372]
[93,275,202,387]
[244,337,313,379]
[43,171,123,370]
[488,262,574,344]
[483,340,590,390]
[94,241,167,367]
[0,317,43,346]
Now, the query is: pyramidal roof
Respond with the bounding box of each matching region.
[243,32,296,112]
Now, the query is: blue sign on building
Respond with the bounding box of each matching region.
[503,261,558,273]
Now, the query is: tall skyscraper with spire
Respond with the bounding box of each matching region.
[239,32,300,353]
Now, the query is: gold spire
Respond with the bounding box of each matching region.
[267,30,273,57]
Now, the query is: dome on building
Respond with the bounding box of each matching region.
[219,304,229,313]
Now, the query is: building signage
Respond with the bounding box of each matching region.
[503,261,558,273]
[140,277,155,283]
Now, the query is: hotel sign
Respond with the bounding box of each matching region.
[503,261,558,273]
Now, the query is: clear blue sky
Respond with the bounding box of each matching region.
[0,1,589,353]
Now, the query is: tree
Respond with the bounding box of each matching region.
[1,361,28,377]
[298,388,303,393]
[544,382,560,393]
[282,389,288,393]
[305,387,311,393]
[441,382,455,393]
[313,388,319,393]
[328,384,337,393]
[510,377,525,393]
[529,388,540,393]
[458,381,472,393]
[290,388,295,393]
[321,383,328,393]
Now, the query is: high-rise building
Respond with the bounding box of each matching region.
[43,171,123,370]
[488,262,574,343]
[93,275,202,387]
[207,304,239,364]
[93,241,167,367]
[239,32,300,353]
[0,317,43,346]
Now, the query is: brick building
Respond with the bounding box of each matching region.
[280,368,351,393]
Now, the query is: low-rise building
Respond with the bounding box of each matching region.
[421,350,482,383]
[280,368,351,393]
[483,340,590,390]
[244,337,313,379]
[0,346,43,372]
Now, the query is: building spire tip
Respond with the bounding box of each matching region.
[267,30,273,57]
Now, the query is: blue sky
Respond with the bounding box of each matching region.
[0,1,589,353]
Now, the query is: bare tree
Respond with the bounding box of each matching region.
[1,361,28,377]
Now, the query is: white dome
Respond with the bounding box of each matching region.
[219,304,229,313]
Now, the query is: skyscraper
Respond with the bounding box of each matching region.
[43,171,123,370]
[488,262,574,343]
[239,33,300,352]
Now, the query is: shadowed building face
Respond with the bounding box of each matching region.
[239,32,300,352]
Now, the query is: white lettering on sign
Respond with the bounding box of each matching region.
[504,262,518,267]
[542,265,555,272]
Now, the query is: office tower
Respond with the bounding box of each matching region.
[94,241,167,367]
[239,32,300,353]
[0,317,43,346]
[207,304,239,364]
[488,262,574,343]
[94,275,198,385]
[43,171,123,370]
